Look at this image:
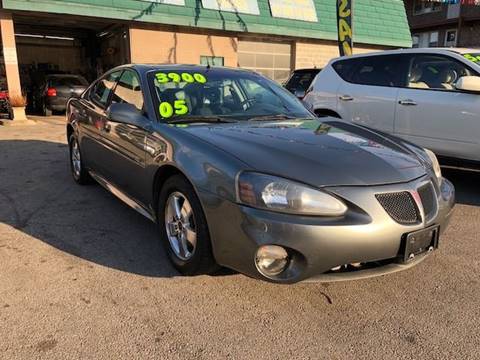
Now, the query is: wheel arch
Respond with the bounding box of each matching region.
[314,108,341,118]
[152,164,190,216]
[66,123,74,143]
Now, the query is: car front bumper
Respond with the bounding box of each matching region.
[200,175,455,284]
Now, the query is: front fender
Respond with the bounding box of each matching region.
[144,123,249,206]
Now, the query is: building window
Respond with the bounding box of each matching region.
[200,56,224,66]
[445,29,457,47]
[413,0,442,15]
[412,32,439,48]
[412,35,419,48]
[237,40,292,83]
[429,31,439,47]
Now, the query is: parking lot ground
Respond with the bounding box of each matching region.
[1,117,479,360]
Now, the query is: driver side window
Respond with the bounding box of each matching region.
[407,55,476,91]
[91,71,122,108]
[111,70,144,111]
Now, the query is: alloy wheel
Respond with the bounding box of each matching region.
[71,139,82,178]
[165,192,197,261]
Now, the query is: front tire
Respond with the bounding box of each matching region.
[158,175,218,275]
[69,134,92,185]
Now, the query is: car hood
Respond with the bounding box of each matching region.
[182,118,427,187]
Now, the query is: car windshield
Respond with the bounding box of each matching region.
[150,69,312,122]
[285,70,320,93]
[463,53,480,66]
[50,76,88,87]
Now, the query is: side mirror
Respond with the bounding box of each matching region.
[106,102,146,126]
[294,89,306,99]
[455,76,480,93]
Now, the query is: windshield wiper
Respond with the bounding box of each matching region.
[168,116,237,124]
[248,114,297,122]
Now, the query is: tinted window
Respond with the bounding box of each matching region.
[408,54,478,91]
[285,69,321,93]
[111,70,144,111]
[332,58,363,82]
[91,71,122,108]
[49,76,88,87]
[350,55,408,87]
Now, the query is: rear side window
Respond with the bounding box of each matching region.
[91,71,122,108]
[49,77,88,87]
[332,58,362,82]
[334,55,408,87]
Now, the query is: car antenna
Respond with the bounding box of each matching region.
[206,63,211,70]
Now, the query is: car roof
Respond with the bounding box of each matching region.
[116,64,257,76]
[292,68,322,72]
[47,74,84,78]
[328,47,480,62]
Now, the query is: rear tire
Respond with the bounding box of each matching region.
[42,101,52,117]
[68,134,92,185]
[158,175,218,275]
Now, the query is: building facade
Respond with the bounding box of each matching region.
[405,0,480,48]
[0,0,412,101]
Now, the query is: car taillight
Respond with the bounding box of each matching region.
[0,91,8,99]
[47,88,57,97]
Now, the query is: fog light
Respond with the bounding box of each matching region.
[255,245,289,277]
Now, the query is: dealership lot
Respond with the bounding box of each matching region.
[0,117,479,359]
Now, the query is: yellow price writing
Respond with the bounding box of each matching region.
[464,54,480,63]
[159,100,189,119]
[155,72,207,84]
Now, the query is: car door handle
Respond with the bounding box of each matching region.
[398,99,417,106]
[339,95,354,101]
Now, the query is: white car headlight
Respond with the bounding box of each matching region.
[237,172,347,216]
[424,148,442,181]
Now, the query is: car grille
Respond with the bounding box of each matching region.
[375,192,421,225]
[418,182,437,221]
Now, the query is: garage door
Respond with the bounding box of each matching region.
[238,40,292,83]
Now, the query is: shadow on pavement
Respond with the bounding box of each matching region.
[0,139,181,278]
[442,168,480,207]
[1,139,477,280]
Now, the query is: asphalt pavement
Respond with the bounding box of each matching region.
[0,117,479,359]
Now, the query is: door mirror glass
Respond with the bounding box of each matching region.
[294,89,306,99]
[455,76,480,93]
[107,102,146,126]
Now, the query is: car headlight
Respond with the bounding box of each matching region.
[424,149,442,181]
[237,172,347,216]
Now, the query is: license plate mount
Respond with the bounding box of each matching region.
[401,226,440,263]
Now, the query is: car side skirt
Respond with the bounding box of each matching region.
[89,170,156,223]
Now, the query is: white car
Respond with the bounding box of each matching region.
[303,48,480,167]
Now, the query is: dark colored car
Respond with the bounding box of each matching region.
[0,89,13,120]
[34,74,88,116]
[284,68,321,99]
[66,65,455,284]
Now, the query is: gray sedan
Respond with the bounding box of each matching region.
[66,65,455,284]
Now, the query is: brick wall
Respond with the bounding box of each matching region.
[294,41,387,69]
[129,27,238,67]
[459,22,480,47]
